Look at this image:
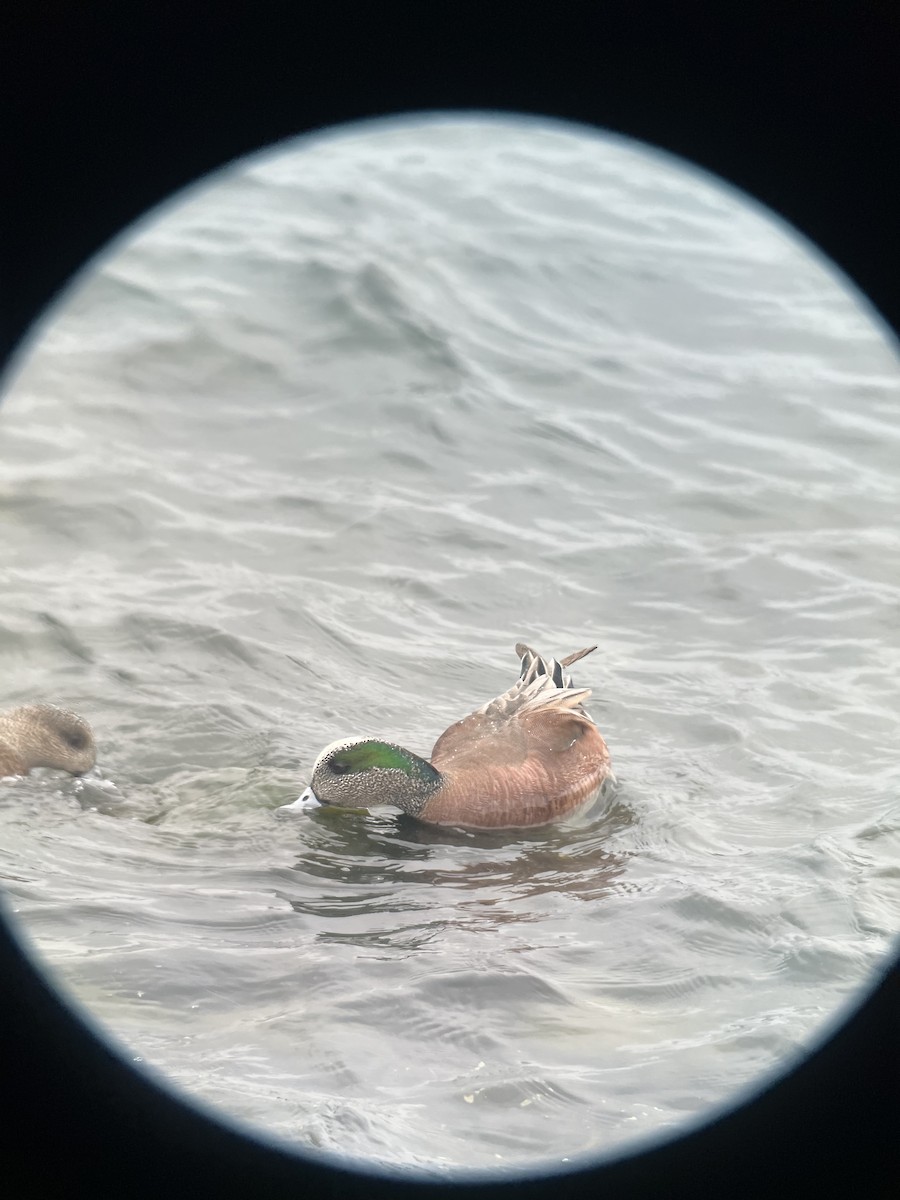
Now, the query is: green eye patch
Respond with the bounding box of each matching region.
[330,740,426,778]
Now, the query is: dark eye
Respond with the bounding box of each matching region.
[331,760,348,775]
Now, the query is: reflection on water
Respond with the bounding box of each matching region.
[282,800,629,939]
[0,115,899,1172]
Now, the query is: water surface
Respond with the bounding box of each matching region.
[1,117,898,1173]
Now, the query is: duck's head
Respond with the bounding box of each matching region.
[291,737,441,816]
[0,704,96,777]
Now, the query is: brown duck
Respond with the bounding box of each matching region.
[286,643,613,829]
[0,704,96,778]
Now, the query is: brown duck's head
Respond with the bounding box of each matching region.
[0,704,96,777]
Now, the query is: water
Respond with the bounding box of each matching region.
[0,116,898,1174]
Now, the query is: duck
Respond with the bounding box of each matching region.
[284,642,613,829]
[0,704,96,778]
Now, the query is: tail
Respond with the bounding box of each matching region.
[514,642,597,719]
[515,642,597,689]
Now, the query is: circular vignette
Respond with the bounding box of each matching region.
[1,4,899,1200]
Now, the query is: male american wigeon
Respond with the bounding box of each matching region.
[0,704,96,778]
[284,642,614,829]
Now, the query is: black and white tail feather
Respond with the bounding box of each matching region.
[475,643,597,723]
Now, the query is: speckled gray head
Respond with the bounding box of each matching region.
[278,736,440,817]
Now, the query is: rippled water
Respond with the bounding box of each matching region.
[1,117,898,1173]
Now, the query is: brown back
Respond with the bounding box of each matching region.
[425,643,611,828]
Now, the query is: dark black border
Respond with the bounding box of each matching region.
[2,4,899,1198]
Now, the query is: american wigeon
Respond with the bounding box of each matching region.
[0,704,96,778]
[285,643,613,829]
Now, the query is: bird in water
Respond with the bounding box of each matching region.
[282,642,613,829]
[0,704,96,778]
